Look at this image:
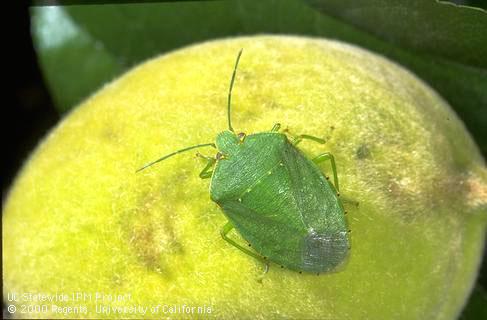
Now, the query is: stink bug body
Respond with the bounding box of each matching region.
[138,50,350,274]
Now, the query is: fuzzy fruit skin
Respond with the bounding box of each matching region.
[3,35,486,319]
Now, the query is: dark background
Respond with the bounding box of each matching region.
[5,4,59,194]
[5,2,487,319]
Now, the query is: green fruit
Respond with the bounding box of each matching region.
[3,35,486,319]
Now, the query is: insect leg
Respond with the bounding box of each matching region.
[340,196,360,207]
[293,134,326,146]
[312,152,339,192]
[196,153,216,179]
[220,222,269,270]
[271,123,281,132]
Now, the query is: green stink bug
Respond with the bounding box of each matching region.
[138,50,350,274]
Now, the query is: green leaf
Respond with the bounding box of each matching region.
[460,285,487,320]
[304,0,487,159]
[31,6,124,113]
[31,0,487,154]
[306,0,487,68]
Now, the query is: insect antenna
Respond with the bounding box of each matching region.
[136,143,216,172]
[227,49,243,133]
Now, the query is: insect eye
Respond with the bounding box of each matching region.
[216,152,226,160]
[237,132,246,143]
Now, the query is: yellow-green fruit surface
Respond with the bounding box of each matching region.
[3,35,487,319]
